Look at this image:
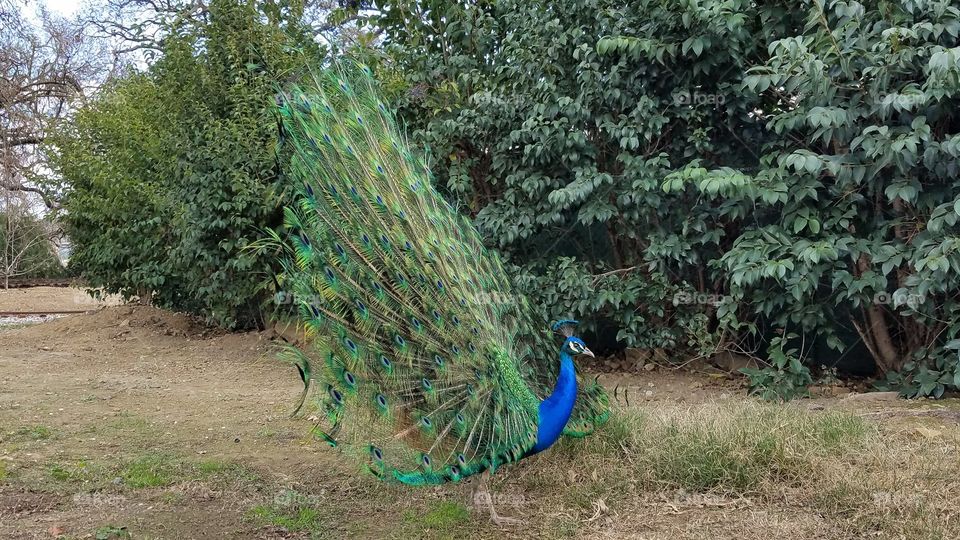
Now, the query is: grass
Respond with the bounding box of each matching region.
[3,425,53,443]
[544,402,871,496]
[120,454,177,488]
[0,321,33,331]
[248,490,332,538]
[49,460,100,483]
[528,401,959,538]
[39,452,257,494]
[0,459,8,482]
[93,525,130,539]
[408,500,470,530]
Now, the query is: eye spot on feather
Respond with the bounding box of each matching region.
[452,316,461,326]
[304,183,314,197]
[376,194,384,205]
[329,386,343,404]
[335,243,346,257]
[422,378,432,391]
[457,454,466,465]
[411,317,423,331]
[432,310,442,322]
[371,445,383,461]
[344,338,358,353]
[404,241,413,251]
[376,164,385,174]
[421,417,432,428]
[421,454,431,467]
[356,115,363,124]
[324,267,336,281]
[456,413,464,424]
[434,355,444,367]
[343,371,356,386]
[379,234,389,246]
[436,279,444,290]
[395,334,405,347]
[379,355,392,369]
[449,466,460,477]
[375,394,387,408]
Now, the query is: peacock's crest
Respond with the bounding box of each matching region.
[274,62,609,485]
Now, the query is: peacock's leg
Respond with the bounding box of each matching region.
[473,470,523,527]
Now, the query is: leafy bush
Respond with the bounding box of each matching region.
[357,0,960,395]
[740,334,813,402]
[53,0,320,327]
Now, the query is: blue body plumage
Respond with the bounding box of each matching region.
[532,347,578,453]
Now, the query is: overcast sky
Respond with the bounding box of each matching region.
[42,0,80,15]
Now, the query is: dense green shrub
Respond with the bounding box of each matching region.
[358,0,960,396]
[53,0,320,327]
[661,0,960,397]
[361,0,798,351]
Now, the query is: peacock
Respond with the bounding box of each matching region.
[272,63,610,524]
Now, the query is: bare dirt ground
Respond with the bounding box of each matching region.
[0,286,119,313]
[1,288,959,539]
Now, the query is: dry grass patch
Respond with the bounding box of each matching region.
[520,401,959,538]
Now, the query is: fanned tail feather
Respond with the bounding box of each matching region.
[274,62,608,484]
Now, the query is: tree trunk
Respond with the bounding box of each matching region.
[853,254,901,374]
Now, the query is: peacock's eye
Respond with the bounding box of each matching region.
[570,342,583,352]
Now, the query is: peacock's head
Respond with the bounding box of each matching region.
[552,320,595,358]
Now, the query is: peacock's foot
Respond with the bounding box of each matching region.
[471,475,524,527]
[488,508,525,527]
[476,493,524,527]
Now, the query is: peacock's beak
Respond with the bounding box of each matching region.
[582,347,595,358]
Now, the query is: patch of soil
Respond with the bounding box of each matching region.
[0,286,119,313]
[0,491,62,518]
[34,304,218,339]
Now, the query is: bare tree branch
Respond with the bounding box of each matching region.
[0,1,111,210]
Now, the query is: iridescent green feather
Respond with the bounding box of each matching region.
[274,62,608,485]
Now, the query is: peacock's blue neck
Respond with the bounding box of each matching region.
[531,350,577,454]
